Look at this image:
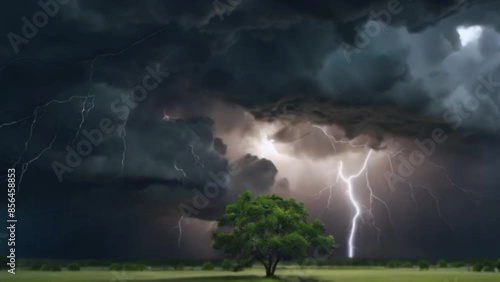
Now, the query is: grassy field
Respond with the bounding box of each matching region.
[0,268,498,282]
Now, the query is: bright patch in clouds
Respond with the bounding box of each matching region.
[457,25,483,46]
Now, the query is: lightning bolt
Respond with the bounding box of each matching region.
[427,161,480,198]
[189,144,204,168]
[170,215,185,249]
[311,123,465,257]
[312,125,388,256]
[72,58,97,144]
[174,159,187,185]
[365,167,396,242]
[171,157,189,249]
[119,116,129,178]
[4,96,92,184]
[176,215,184,248]
[16,127,59,197]
[312,125,364,154]
[3,26,175,197]
[337,149,373,258]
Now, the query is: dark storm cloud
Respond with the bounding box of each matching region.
[1,0,500,259]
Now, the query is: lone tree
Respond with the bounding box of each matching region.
[212,191,334,277]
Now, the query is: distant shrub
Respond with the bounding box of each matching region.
[232,265,245,272]
[174,263,184,270]
[496,259,500,272]
[202,262,214,270]
[402,261,413,268]
[418,260,430,270]
[473,262,484,272]
[221,260,233,271]
[483,262,495,272]
[109,263,124,271]
[67,263,80,271]
[437,259,447,268]
[386,260,401,268]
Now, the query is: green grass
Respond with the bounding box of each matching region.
[0,268,498,282]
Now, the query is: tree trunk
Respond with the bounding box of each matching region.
[271,257,281,276]
[265,266,273,277]
[265,256,274,277]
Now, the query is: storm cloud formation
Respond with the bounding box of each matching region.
[1,0,500,260]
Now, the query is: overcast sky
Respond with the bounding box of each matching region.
[1,0,500,260]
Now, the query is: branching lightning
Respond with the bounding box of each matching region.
[365,168,396,242]
[311,124,468,258]
[313,125,394,257]
[2,96,93,196]
[16,127,59,197]
[189,144,204,168]
[72,58,97,144]
[337,149,373,258]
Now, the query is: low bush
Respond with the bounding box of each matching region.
[473,262,484,272]
[221,260,233,271]
[202,262,214,270]
[418,260,430,270]
[67,263,80,271]
[109,263,124,271]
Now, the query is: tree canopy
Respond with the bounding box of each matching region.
[212,191,335,277]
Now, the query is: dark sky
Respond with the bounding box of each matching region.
[1,0,500,260]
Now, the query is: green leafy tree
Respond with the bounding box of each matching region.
[437,259,447,268]
[418,260,430,270]
[221,259,233,271]
[496,259,500,272]
[212,191,335,277]
[473,262,484,272]
[483,261,495,272]
[202,262,214,270]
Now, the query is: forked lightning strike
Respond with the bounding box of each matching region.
[189,144,204,168]
[312,124,467,257]
[337,149,373,258]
